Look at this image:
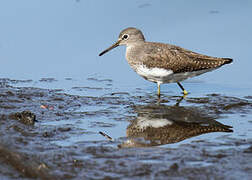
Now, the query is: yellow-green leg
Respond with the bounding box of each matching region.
[157,82,161,98]
[177,82,188,95]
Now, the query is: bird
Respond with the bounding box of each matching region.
[99,27,233,97]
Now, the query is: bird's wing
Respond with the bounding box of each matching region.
[142,43,232,73]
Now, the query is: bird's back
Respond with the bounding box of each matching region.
[127,41,233,74]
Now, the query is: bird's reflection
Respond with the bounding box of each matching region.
[119,104,233,148]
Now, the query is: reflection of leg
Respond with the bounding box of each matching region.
[177,82,188,95]
[157,82,161,98]
[175,95,186,106]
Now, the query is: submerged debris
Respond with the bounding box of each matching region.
[99,131,114,141]
[9,111,36,125]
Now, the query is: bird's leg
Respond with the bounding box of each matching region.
[157,82,161,98]
[177,82,188,95]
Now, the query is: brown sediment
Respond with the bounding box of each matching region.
[0,78,252,179]
[0,144,56,179]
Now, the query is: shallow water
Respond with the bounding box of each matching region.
[0,0,252,179]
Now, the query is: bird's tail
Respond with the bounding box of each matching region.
[222,58,233,64]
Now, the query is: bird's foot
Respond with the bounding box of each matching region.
[183,90,189,95]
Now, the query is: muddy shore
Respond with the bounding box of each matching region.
[0,78,252,179]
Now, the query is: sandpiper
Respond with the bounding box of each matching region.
[99,27,233,97]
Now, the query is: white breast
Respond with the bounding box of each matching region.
[135,65,174,84]
[134,64,216,84]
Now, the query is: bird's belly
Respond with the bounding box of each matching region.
[134,65,215,84]
[134,65,174,83]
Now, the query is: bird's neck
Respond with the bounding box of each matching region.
[125,42,145,69]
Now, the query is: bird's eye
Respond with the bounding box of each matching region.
[122,34,129,40]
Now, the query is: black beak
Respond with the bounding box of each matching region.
[99,40,121,56]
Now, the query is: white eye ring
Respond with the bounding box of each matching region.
[122,34,129,40]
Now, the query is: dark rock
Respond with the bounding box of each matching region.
[9,111,36,125]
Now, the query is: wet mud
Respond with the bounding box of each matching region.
[0,78,252,179]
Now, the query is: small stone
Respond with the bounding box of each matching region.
[170,163,179,171]
[9,111,36,125]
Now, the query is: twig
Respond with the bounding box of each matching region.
[99,131,114,141]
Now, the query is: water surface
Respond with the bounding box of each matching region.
[0,0,252,179]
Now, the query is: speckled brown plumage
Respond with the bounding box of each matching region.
[127,42,232,73]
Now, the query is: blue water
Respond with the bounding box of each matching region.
[1,0,252,147]
[1,0,251,91]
